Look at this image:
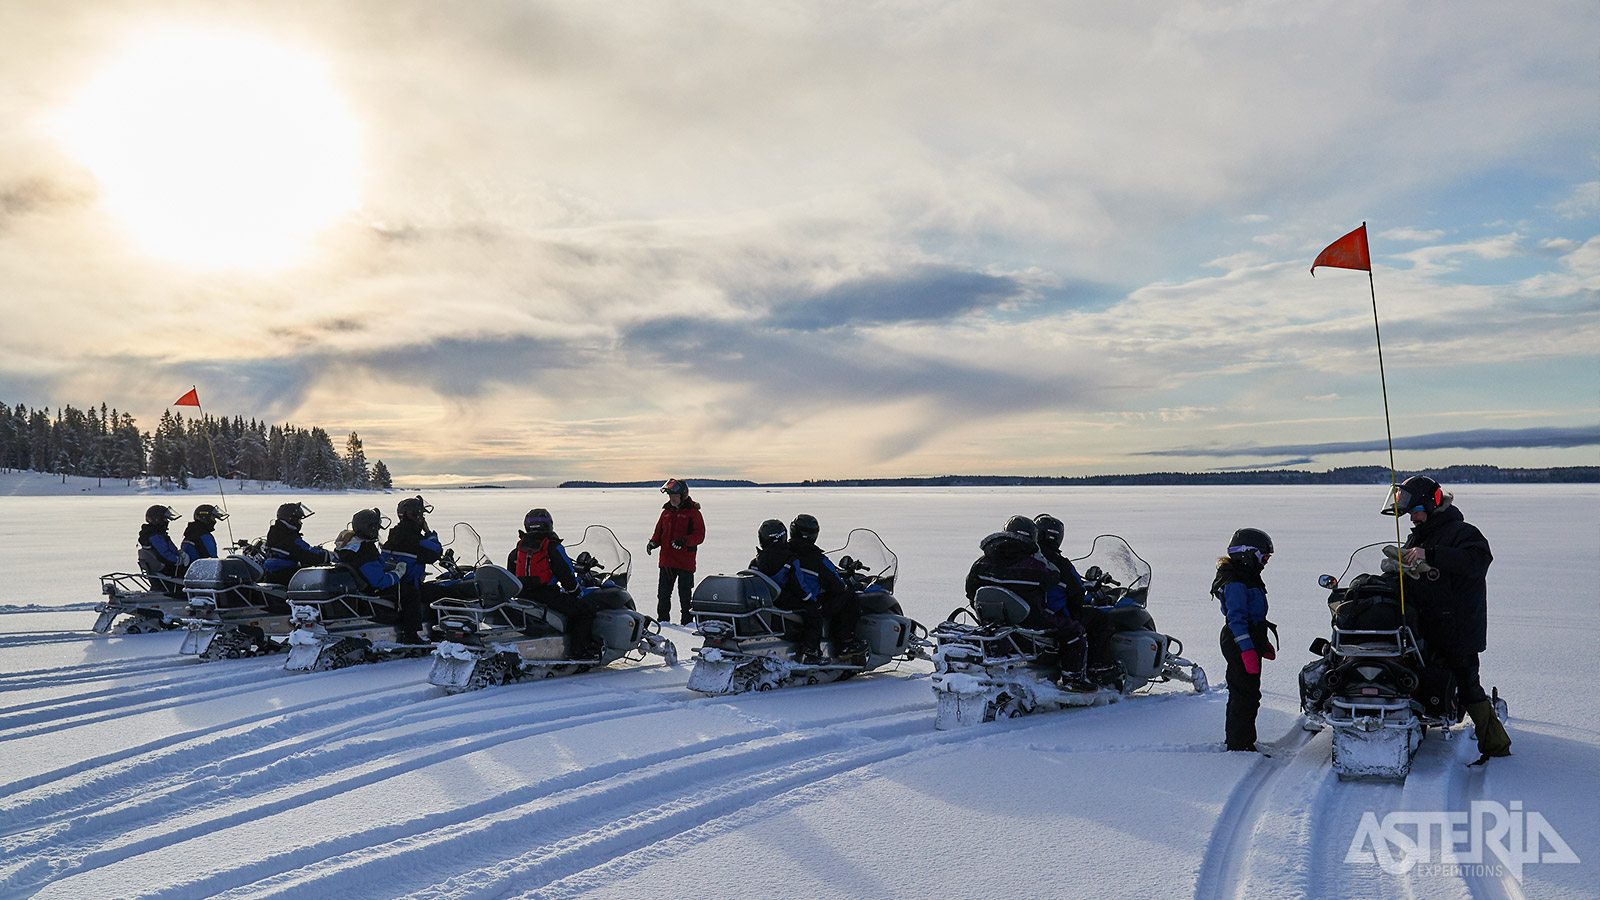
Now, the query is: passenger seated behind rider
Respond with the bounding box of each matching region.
[748,519,826,665]
[507,508,598,659]
[787,514,868,661]
[338,509,405,603]
[1034,514,1115,684]
[138,505,184,593]
[964,516,1096,693]
[263,503,331,586]
[382,496,444,644]
[181,504,229,564]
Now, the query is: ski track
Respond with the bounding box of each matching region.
[1445,739,1527,900]
[1191,717,1320,900]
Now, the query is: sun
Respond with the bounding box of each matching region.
[55,29,361,271]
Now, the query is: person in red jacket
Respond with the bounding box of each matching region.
[647,478,705,624]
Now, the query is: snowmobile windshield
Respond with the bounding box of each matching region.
[1337,542,1402,587]
[568,525,631,586]
[827,528,897,591]
[1072,534,1152,607]
[445,523,489,567]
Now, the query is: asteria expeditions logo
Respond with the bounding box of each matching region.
[1346,800,1580,882]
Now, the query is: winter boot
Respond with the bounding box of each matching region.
[657,604,671,624]
[1465,699,1512,760]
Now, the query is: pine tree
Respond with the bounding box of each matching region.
[344,432,370,489]
[371,460,393,489]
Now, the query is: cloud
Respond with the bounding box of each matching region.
[1138,425,1600,459]
[767,265,1027,330]
[1380,227,1446,243]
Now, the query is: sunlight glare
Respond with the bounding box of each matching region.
[56,30,360,270]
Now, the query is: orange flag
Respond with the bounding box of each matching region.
[173,388,201,407]
[1311,224,1371,275]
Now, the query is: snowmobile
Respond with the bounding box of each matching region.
[283,525,501,673]
[175,539,297,660]
[685,528,933,695]
[930,534,1207,729]
[427,525,677,693]
[1298,542,1507,780]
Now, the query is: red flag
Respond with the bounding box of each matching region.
[1311,224,1371,275]
[173,388,201,407]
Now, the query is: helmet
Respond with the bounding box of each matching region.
[351,508,386,541]
[194,503,228,521]
[276,502,313,526]
[145,505,179,523]
[1002,515,1038,547]
[758,518,788,551]
[1381,475,1444,516]
[1227,527,1274,567]
[1032,514,1064,553]
[522,508,554,538]
[660,478,689,496]
[397,496,432,520]
[789,514,820,547]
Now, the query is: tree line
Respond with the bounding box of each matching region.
[0,400,393,490]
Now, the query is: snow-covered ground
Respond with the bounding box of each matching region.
[1,485,1594,899]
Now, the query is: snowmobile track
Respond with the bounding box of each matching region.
[1192,717,1319,900]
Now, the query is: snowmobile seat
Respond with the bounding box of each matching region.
[690,571,781,615]
[974,586,1030,626]
[585,585,633,611]
[857,589,901,615]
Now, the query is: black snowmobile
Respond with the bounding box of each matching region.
[685,528,933,695]
[930,534,1207,729]
[1299,542,1507,780]
[283,524,503,673]
[427,525,677,693]
[176,538,297,660]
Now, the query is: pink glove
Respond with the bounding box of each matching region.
[1241,649,1261,675]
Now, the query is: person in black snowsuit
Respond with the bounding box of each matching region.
[338,508,404,596]
[263,503,330,587]
[965,516,1093,692]
[137,505,184,595]
[1385,475,1511,761]
[1214,527,1274,752]
[1034,514,1115,684]
[507,508,597,659]
[382,495,444,644]
[180,504,229,564]
[786,514,867,660]
[747,519,827,664]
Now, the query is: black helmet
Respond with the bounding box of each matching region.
[1381,475,1444,516]
[789,514,820,547]
[276,502,313,527]
[145,504,179,524]
[522,508,554,538]
[1002,515,1038,547]
[1227,527,1274,567]
[1033,514,1064,553]
[351,508,386,541]
[758,518,788,551]
[397,495,432,520]
[194,503,228,522]
[660,478,689,496]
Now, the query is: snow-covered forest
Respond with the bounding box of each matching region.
[0,400,390,490]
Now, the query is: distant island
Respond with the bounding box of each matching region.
[560,464,1598,488]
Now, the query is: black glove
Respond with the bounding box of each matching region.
[671,539,685,550]
[646,541,659,555]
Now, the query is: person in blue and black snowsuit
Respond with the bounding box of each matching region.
[137,505,183,594]
[747,518,827,664]
[507,508,596,659]
[382,495,443,644]
[263,503,330,587]
[786,514,866,661]
[180,504,228,564]
[338,508,404,596]
[1034,514,1111,689]
[1214,527,1275,752]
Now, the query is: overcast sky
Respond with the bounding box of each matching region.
[1,0,1595,483]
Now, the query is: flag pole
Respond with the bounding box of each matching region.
[1357,225,1407,615]
[188,387,235,545]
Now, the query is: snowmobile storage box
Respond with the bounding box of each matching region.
[692,572,780,614]
[1108,629,1165,680]
[287,566,365,602]
[183,556,263,591]
[1329,574,1414,633]
[595,609,646,649]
